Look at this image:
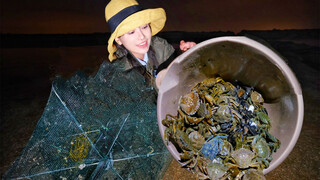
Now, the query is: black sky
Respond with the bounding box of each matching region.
[1,0,319,34]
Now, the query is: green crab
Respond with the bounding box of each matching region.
[191,77,223,98]
[179,91,201,116]
[198,157,239,180]
[178,108,204,125]
[249,109,271,131]
[211,83,226,97]
[188,130,206,150]
[249,134,273,169]
[214,94,240,111]
[263,130,281,153]
[235,169,266,180]
[250,91,264,105]
[162,114,186,145]
[204,92,215,106]
[213,105,233,123]
[226,148,261,169]
[179,149,201,170]
[206,161,237,180]
[178,132,210,175]
[197,102,214,119]
[212,105,242,134]
[172,129,194,151]
[222,81,237,96]
[219,139,233,157]
[200,77,224,88]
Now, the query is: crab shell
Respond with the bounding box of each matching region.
[206,162,228,180]
[251,91,264,105]
[252,136,271,159]
[200,136,225,161]
[231,148,256,169]
[179,91,200,115]
[235,169,266,180]
[188,131,205,150]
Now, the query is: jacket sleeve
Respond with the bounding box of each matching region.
[151,36,179,74]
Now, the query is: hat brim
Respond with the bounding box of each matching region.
[107,8,166,61]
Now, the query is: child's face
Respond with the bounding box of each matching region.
[115,24,152,60]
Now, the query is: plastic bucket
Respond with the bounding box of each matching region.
[156,36,304,174]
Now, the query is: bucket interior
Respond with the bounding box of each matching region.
[157,36,304,174]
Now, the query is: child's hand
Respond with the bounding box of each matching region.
[180,40,196,52]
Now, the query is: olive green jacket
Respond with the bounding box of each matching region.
[112,36,176,90]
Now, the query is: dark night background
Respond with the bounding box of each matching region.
[1,0,319,179]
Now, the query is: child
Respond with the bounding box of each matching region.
[105,0,195,89]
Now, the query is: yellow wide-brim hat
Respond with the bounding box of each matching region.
[105,0,166,62]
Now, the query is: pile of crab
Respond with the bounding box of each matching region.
[162,77,281,180]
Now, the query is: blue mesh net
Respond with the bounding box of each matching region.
[3,62,172,179]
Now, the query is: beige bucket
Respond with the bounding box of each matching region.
[156,36,304,174]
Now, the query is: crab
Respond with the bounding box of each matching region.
[235,169,266,180]
[178,108,204,124]
[250,91,264,105]
[242,118,260,136]
[197,102,214,119]
[247,134,273,169]
[237,87,246,99]
[172,129,194,151]
[179,91,200,116]
[162,114,186,145]
[182,156,215,180]
[203,92,215,106]
[211,83,226,97]
[198,157,239,180]
[214,94,239,109]
[263,130,281,153]
[226,148,261,169]
[206,161,231,180]
[188,130,206,150]
[190,122,213,139]
[212,105,242,134]
[162,114,175,127]
[213,105,233,123]
[178,141,209,175]
[162,114,194,150]
[232,133,251,150]
[201,77,224,88]
[180,149,201,170]
[250,110,271,131]
[162,115,175,145]
[219,139,233,157]
[222,81,237,96]
[200,135,227,161]
[236,86,253,100]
